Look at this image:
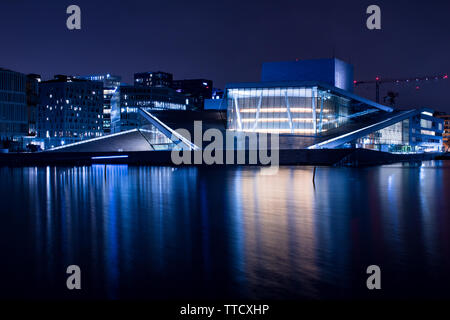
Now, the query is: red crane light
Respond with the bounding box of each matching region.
[356,73,447,103]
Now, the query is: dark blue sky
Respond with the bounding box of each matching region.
[1,0,450,111]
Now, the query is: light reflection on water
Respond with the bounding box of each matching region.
[0,161,449,299]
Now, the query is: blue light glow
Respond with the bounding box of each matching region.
[91,155,129,160]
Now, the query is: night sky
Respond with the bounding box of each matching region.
[1,0,450,112]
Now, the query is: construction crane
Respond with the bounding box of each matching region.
[354,74,449,104]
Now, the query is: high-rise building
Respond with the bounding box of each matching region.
[37,75,103,149]
[77,74,121,134]
[171,79,213,110]
[134,71,173,88]
[0,68,28,145]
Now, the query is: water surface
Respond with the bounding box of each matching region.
[0,161,449,299]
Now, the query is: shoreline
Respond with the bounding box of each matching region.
[0,149,445,167]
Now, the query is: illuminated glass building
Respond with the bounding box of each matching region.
[77,74,121,134]
[226,83,372,135]
[353,109,443,153]
[37,75,103,149]
[111,85,187,132]
[42,59,444,155]
[226,61,444,153]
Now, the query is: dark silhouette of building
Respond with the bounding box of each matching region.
[171,79,213,110]
[26,74,41,136]
[134,71,173,88]
[134,71,213,109]
[0,68,28,144]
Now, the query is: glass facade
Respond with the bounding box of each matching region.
[410,113,443,152]
[0,69,28,140]
[78,74,122,134]
[139,125,178,150]
[38,79,104,144]
[226,84,443,153]
[111,86,187,133]
[356,119,411,152]
[227,86,378,135]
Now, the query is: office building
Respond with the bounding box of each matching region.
[134,71,173,88]
[26,74,41,136]
[37,75,103,149]
[0,68,28,151]
[77,74,121,134]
